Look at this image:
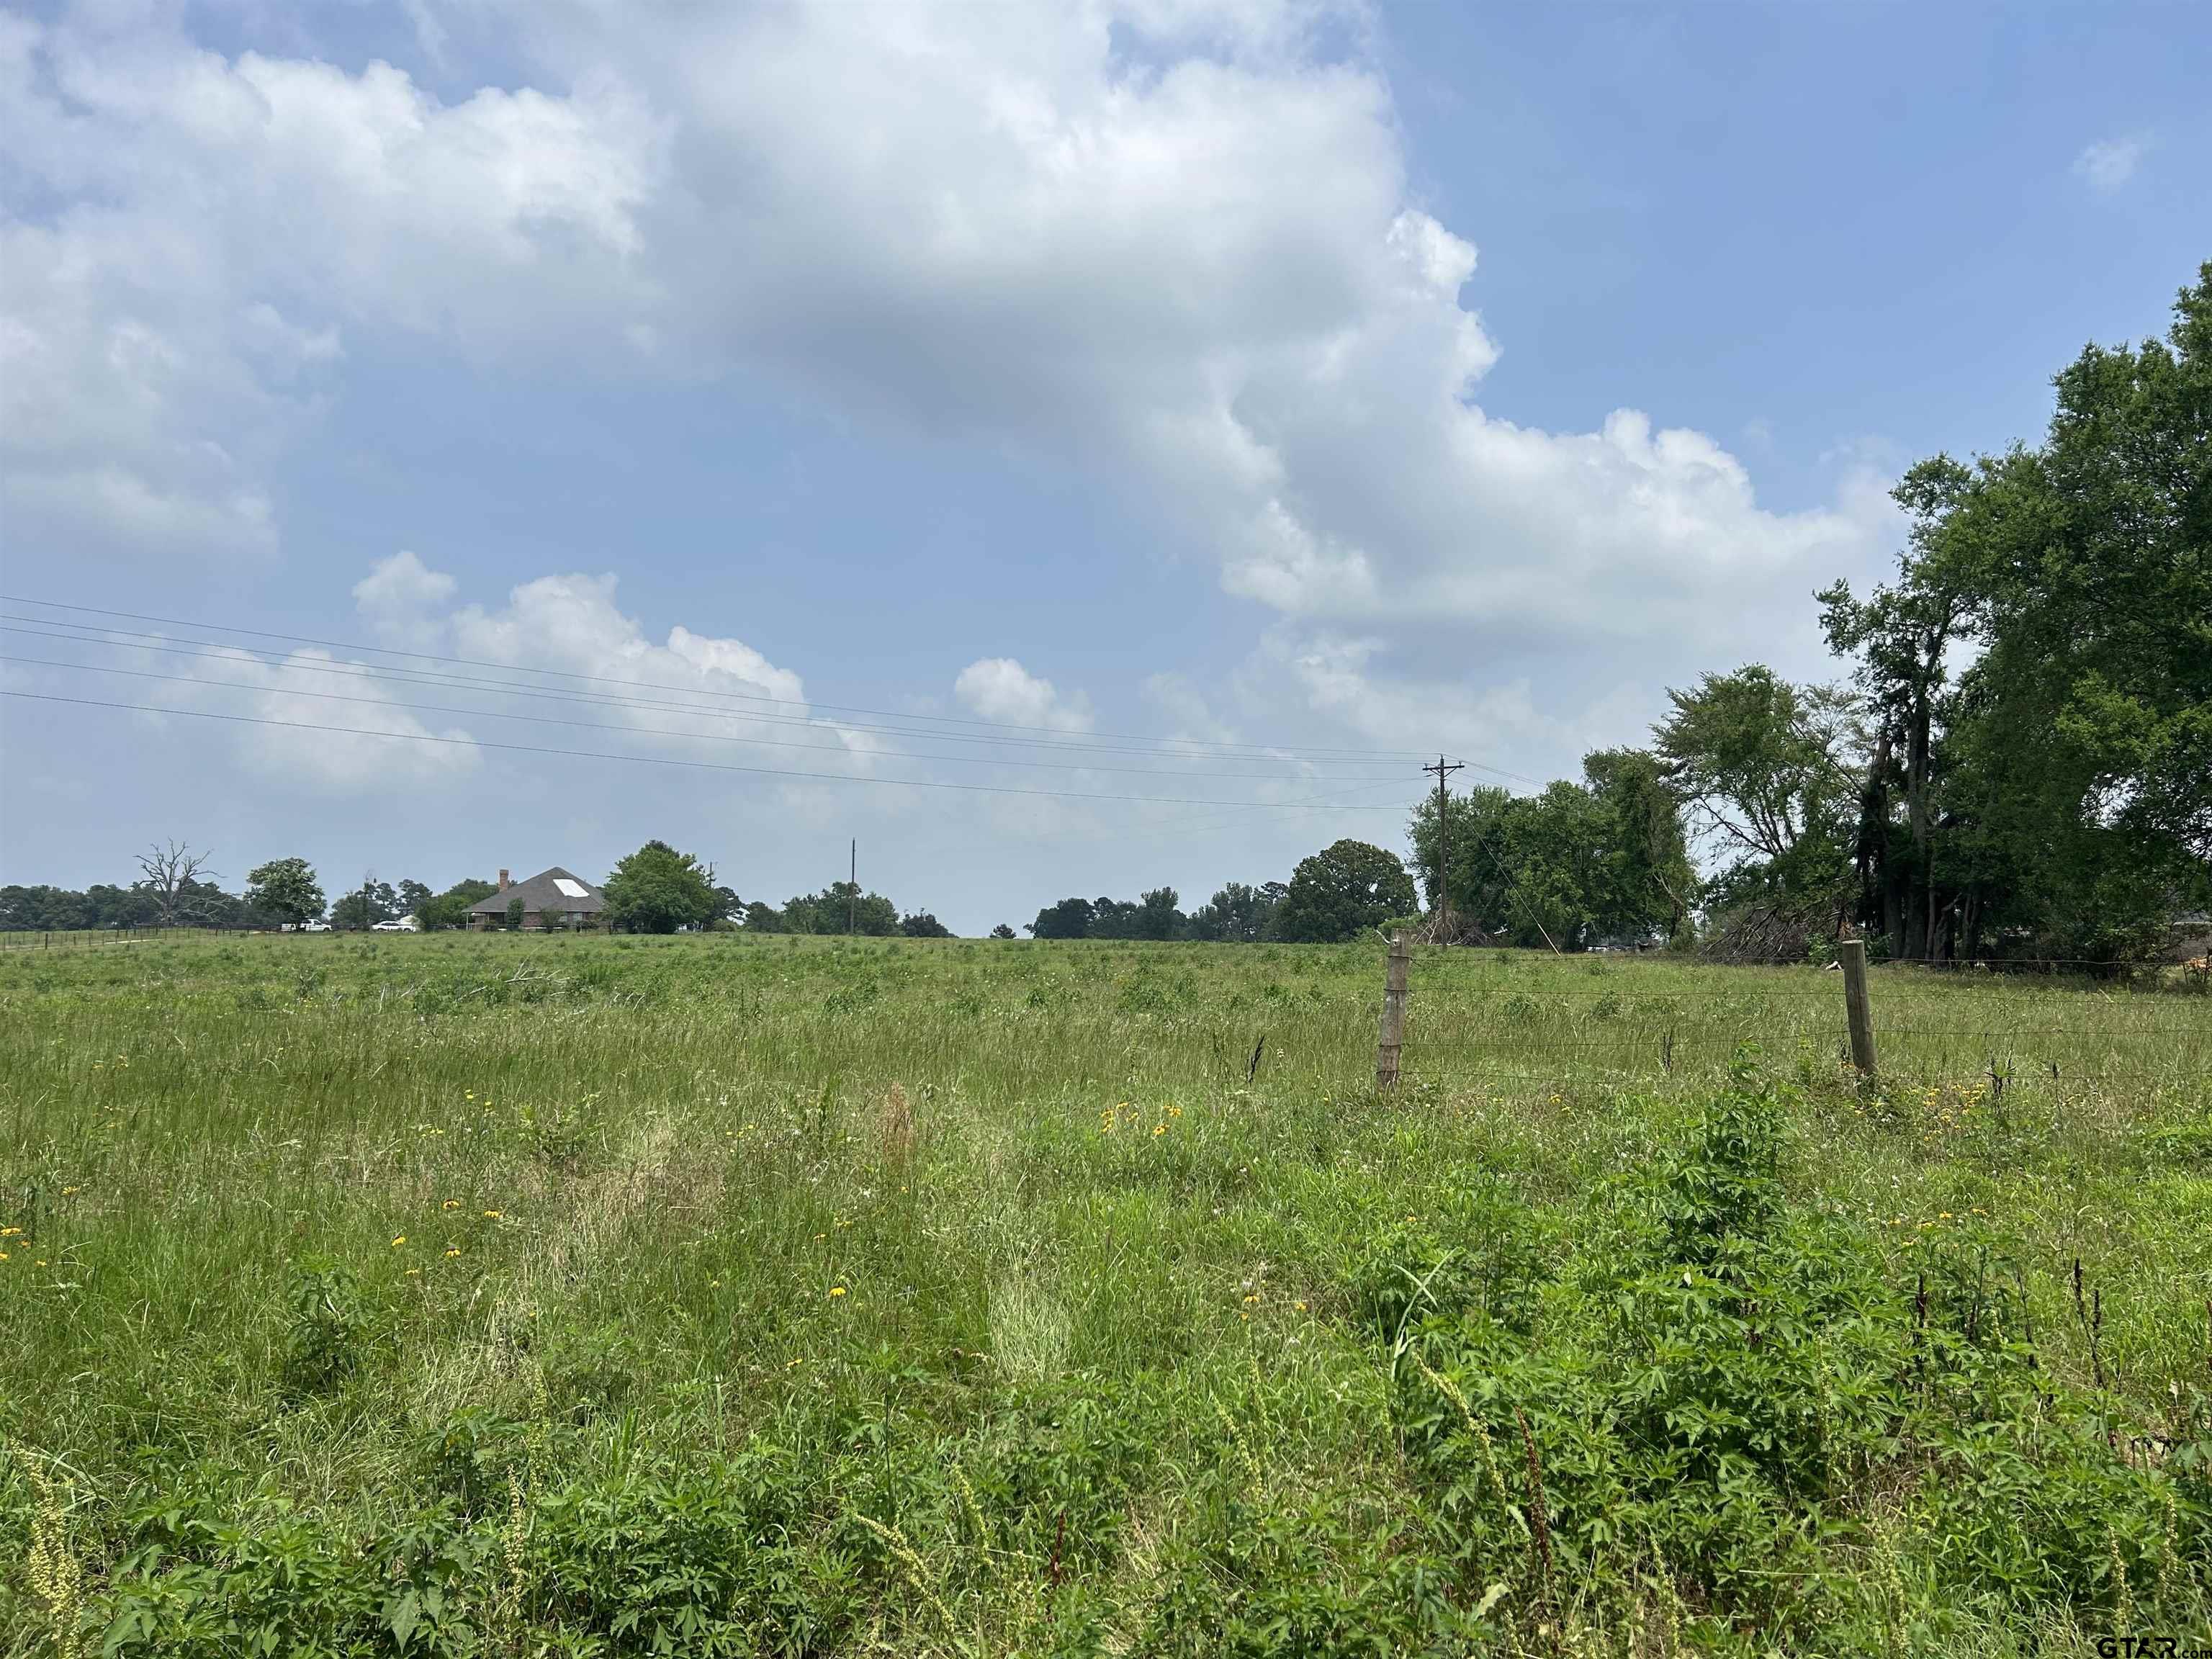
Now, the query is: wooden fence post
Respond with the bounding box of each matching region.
[1376,930,1411,1089]
[1840,937,1877,1078]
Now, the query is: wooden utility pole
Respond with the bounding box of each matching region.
[1421,756,1465,932]
[1375,929,1411,1088]
[848,840,858,935]
[1839,936,1877,1077]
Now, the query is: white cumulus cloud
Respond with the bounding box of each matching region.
[4,0,1904,784]
[954,658,1094,732]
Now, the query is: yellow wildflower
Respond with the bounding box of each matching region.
[61,1186,78,1196]
[443,1200,460,1211]
[0,1227,18,1236]
[392,1235,408,1246]
[1152,1124,1166,1138]
[445,1246,462,1258]
[830,1285,848,1298]
[483,1210,502,1219]
[1295,1300,1309,1312]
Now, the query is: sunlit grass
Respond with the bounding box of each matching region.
[1,932,2206,1653]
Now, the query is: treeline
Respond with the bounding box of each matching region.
[1648,268,2210,961]
[0,878,264,932]
[1401,266,2211,963]
[1024,839,1417,945]
[731,882,948,938]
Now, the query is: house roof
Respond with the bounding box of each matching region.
[469,866,606,914]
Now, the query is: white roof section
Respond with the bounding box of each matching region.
[552,877,589,899]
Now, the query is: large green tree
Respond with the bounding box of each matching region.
[1409,752,1694,950]
[1819,265,2212,958]
[1654,667,1856,909]
[1274,840,1416,943]
[246,858,325,929]
[603,842,720,934]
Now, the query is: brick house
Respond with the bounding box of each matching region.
[469,867,606,931]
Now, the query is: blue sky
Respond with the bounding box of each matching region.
[2,0,2206,932]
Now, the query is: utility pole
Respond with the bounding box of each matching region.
[848,839,857,935]
[1421,756,1465,934]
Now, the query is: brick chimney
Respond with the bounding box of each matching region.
[498,869,510,891]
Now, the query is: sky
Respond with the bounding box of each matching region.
[2,0,2206,933]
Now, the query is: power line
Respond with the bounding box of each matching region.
[0,652,1423,783]
[2,595,1432,761]
[0,690,1437,813]
[0,619,1412,774]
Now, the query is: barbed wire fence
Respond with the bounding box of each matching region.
[1370,931,2212,1095]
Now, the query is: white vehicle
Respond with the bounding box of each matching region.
[370,918,417,932]
[299,920,331,932]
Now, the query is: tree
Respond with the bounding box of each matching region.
[603,840,721,934]
[397,879,433,920]
[1026,896,1095,939]
[1812,265,2212,959]
[1654,667,1856,906]
[989,923,1017,940]
[1581,749,1699,945]
[781,882,899,935]
[1274,840,1417,943]
[899,911,952,938]
[247,858,325,929]
[505,896,525,931]
[1133,887,1185,940]
[418,878,495,931]
[331,878,398,930]
[741,901,785,932]
[1191,881,1287,943]
[135,840,217,929]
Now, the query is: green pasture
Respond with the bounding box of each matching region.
[2,932,2208,1655]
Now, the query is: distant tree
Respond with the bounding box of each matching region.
[1087,896,1141,940]
[331,878,398,931]
[246,858,325,929]
[1026,896,1095,939]
[781,882,899,935]
[1274,840,1417,943]
[418,878,495,931]
[1187,881,1283,942]
[899,911,952,938]
[741,901,786,932]
[0,886,91,930]
[397,879,434,920]
[603,840,720,934]
[989,922,1017,940]
[505,896,525,931]
[135,840,218,929]
[1582,748,1699,944]
[1133,887,1185,940]
[712,885,744,922]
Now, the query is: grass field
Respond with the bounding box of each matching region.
[2,932,2209,1656]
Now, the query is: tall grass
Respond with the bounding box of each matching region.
[1,932,2207,1653]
